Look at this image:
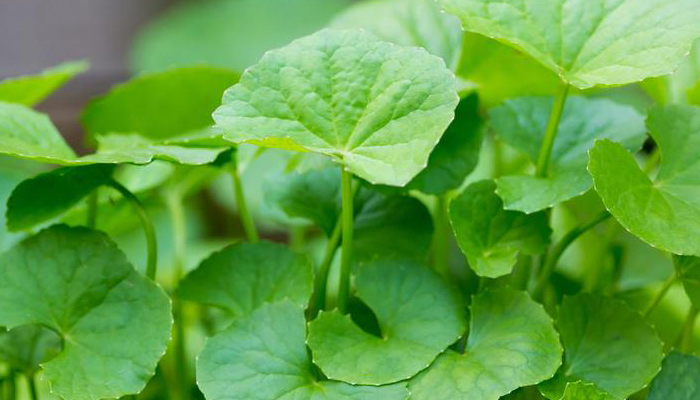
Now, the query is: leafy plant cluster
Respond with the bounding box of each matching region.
[2,0,700,399]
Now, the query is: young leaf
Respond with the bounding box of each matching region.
[6,164,115,231]
[213,28,459,186]
[647,351,700,400]
[0,225,172,400]
[177,242,314,317]
[0,61,88,106]
[560,382,610,400]
[407,94,483,195]
[439,0,700,89]
[491,96,646,213]
[307,259,466,384]
[329,0,463,69]
[539,294,663,400]
[197,301,408,400]
[449,180,551,278]
[588,105,700,256]
[0,325,62,375]
[674,256,700,308]
[408,287,562,400]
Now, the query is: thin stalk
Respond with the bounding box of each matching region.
[338,168,355,314]
[533,211,611,299]
[6,370,16,400]
[26,374,38,400]
[290,226,306,252]
[309,219,343,318]
[432,195,451,279]
[511,255,533,291]
[677,306,699,352]
[230,163,258,243]
[535,82,570,177]
[643,274,677,318]
[86,190,98,228]
[108,180,158,280]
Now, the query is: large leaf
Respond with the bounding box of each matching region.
[408,287,562,400]
[0,325,62,375]
[407,94,483,195]
[177,242,314,317]
[674,256,700,308]
[648,351,700,400]
[538,294,663,400]
[0,225,172,400]
[213,28,459,186]
[491,96,646,213]
[439,0,700,89]
[0,61,88,106]
[197,301,408,400]
[307,259,466,385]
[449,180,551,277]
[329,0,463,69]
[588,104,700,256]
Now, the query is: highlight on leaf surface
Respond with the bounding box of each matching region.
[408,287,562,400]
[0,60,88,107]
[647,351,700,400]
[213,28,459,186]
[307,259,466,385]
[0,225,172,400]
[588,104,700,256]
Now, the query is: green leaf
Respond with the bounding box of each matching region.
[648,351,700,400]
[560,382,610,400]
[408,287,562,400]
[407,94,484,195]
[674,256,700,308]
[177,242,314,317]
[0,61,88,106]
[214,28,459,186]
[439,0,700,89]
[6,164,115,232]
[491,96,646,213]
[588,104,700,256]
[197,301,408,400]
[329,0,463,69]
[307,259,466,384]
[0,225,172,400]
[538,293,663,400]
[449,180,551,277]
[0,325,62,375]
[82,66,239,141]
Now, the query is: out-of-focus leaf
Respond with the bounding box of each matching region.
[0,61,88,106]
[648,351,700,400]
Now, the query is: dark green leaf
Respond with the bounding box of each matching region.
[0,325,62,375]
[648,351,700,400]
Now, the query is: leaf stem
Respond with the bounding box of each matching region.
[230,158,259,243]
[5,370,16,400]
[432,194,451,279]
[533,211,611,299]
[338,167,355,314]
[643,274,677,318]
[309,218,342,318]
[107,180,158,280]
[86,190,98,228]
[535,82,570,177]
[26,374,38,400]
[677,305,699,352]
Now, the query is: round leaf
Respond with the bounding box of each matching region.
[648,351,700,400]
[0,61,88,107]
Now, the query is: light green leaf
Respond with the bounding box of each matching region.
[560,382,610,400]
[588,104,700,256]
[329,0,463,69]
[674,256,700,308]
[177,242,314,317]
[439,0,700,89]
[214,28,459,186]
[408,287,562,400]
[197,301,408,400]
[0,61,88,107]
[491,96,646,213]
[0,325,62,375]
[407,94,483,195]
[449,180,551,277]
[648,351,700,400]
[538,294,663,400]
[0,225,172,400]
[307,259,466,384]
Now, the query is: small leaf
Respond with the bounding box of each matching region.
[0,325,62,375]
[177,242,314,317]
[214,28,459,186]
[0,225,172,400]
[491,96,646,213]
[197,301,408,400]
[648,351,700,400]
[0,61,88,106]
[588,105,700,256]
[440,0,700,88]
[408,287,562,400]
[538,294,663,400]
[449,180,551,277]
[560,382,611,400]
[674,256,700,308]
[307,259,466,384]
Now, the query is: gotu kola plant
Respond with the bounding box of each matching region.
[1,0,700,399]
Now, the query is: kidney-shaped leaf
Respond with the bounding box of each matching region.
[491,96,646,213]
[307,259,466,385]
[408,287,562,400]
[0,225,172,400]
[0,61,88,107]
[449,180,551,277]
[648,351,700,400]
[198,301,408,400]
[588,105,700,256]
[674,256,700,308]
[0,325,62,375]
[439,0,700,89]
[214,28,459,186]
